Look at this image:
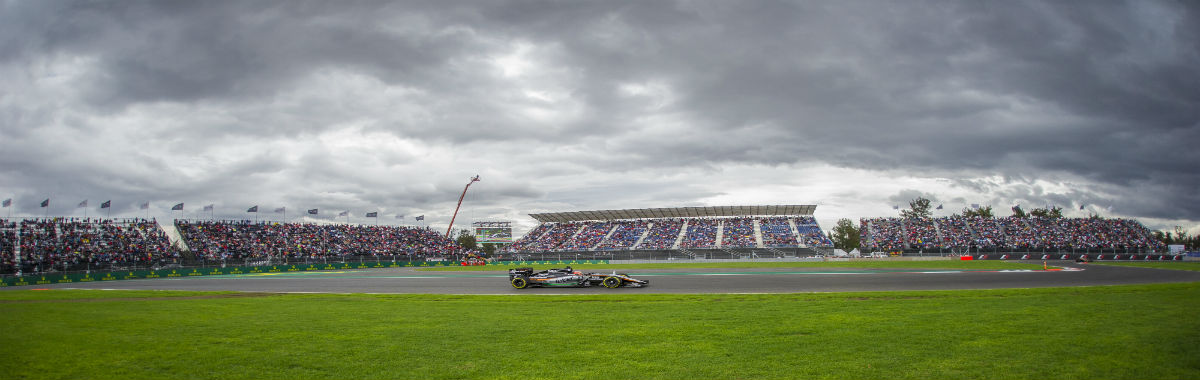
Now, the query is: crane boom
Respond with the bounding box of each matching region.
[446,175,480,238]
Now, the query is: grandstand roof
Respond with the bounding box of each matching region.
[529,205,817,223]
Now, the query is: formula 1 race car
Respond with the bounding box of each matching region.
[508,267,649,289]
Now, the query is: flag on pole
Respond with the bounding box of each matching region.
[171,203,184,211]
[395,214,404,219]
[936,204,943,210]
[891,205,898,210]
[100,200,111,209]
[2,198,11,207]
[307,209,318,215]
[77,200,87,208]
[203,204,214,212]
[338,210,349,217]
[366,212,378,217]
[415,215,424,221]
[247,205,258,213]
[1079,204,1086,210]
[140,202,149,210]
[971,203,980,209]
[274,207,286,213]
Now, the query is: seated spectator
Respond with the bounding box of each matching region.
[759,217,798,247]
[721,217,756,248]
[680,218,719,249]
[3,217,177,274]
[637,219,684,250]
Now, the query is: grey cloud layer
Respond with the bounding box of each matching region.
[1,0,1196,224]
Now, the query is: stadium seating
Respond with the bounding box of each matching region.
[175,220,464,261]
[796,216,834,247]
[561,221,614,251]
[721,217,756,248]
[595,220,649,250]
[680,218,719,249]
[638,219,684,250]
[508,216,835,253]
[859,216,1163,253]
[0,218,176,274]
[759,217,798,247]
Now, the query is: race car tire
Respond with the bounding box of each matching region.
[511,277,529,289]
[602,276,621,288]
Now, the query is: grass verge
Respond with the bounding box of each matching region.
[2,283,1197,379]
[417,260,1051,272]
[1090,261,1200,272]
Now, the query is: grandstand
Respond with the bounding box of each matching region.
[506,205,834,260]
[859,216,1164,254]
[0,209,1178,277]
[0,218,177,275]
[174,220,471,266]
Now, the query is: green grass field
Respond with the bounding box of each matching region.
[2,283,1198,379]
[419,260,1052,271]
[1091,261,1200,272]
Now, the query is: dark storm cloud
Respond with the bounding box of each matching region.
[1,0,1197,228]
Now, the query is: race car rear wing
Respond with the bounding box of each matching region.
[509,267,534,277]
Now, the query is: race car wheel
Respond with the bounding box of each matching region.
[511,277,529,289]
[602,276,622,288]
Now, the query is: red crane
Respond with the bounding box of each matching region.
[445,175,480,238]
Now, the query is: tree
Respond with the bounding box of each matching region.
[962,205,994,218]
[456,229,477,250]
[1174,226,1190,244]
[830,218,860,251]
[900,197,933,219]
[480,243,497,256]
[1028,206,1063,218]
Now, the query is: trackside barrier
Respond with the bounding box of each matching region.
[0,260,611,287]
[487,260,609,266]
[1,260,480,287]
[969,254,1184,261]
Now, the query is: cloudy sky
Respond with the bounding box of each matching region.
[2,0,1197,236]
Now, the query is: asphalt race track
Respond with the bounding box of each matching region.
[9,261,1200,294]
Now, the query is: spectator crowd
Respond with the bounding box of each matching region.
[1,218,177,274]
[175,220,465,262]
[860,216,1164,252]
[509,216,831,252]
